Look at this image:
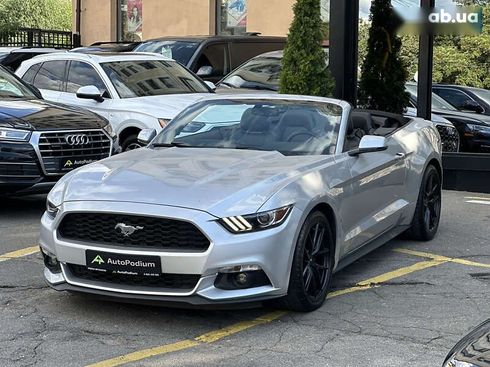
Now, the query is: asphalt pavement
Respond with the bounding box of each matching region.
[0,190,489,367]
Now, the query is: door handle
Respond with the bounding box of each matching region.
[395,152,406,159]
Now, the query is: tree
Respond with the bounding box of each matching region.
[279,0,334,97]
[0,0,71,32]
[358,0,410,114]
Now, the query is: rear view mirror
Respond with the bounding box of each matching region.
[349,135,388,156]
[28,84,43,99]
[204,81,216,91]
[76,85,104,102]
[138,128,157,145]
[462,100,484,114]
[197,66,213,77]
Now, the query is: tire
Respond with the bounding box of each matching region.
[280,211,334,312]
[406,164,442,241]
[121,134,143,151]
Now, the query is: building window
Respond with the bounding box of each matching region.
[118,0,142,41]
[217,0,247,35]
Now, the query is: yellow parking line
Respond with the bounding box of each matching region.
[0,246,39,263]
[464,196,490,201]
[394,248,490,269]
[87,258,445,367]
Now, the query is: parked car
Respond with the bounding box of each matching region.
[216,52,459,152]
[134,35,286,83]
[0,47,64,72]
[40,94,442,311]
[16,52,214,151]
[443,319,490,367]
[433,84,490,116]
[406,83,490,153]
[217,50,283,92]
[71,41,140,53]
[0,66,115,195]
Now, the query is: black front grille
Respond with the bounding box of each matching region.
[68,264,200,290]
[58,213,210,252]
[38,130,111,174]
[0,162,40,177]
[436,125,460,152]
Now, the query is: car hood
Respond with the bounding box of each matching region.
[0,99,107,130]
[433,108,490,126]
[61,147,330,217]
[119,93,210,119]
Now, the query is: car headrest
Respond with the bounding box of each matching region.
[240,108,270,133]
[275,110,316,137]
[348,111,373,134]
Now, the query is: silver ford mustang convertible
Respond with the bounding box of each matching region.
[40,94,442,312]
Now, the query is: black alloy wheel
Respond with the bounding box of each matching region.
[280,211,334,312]
[407,164,442,241]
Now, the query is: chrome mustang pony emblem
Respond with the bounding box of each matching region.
[115,223,144,237]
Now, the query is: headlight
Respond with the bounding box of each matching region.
[46,180,66,218]
[102,123,115,138]
[219,205,293,233]
[46,200,59,219]
[0,127,31,141]
[467,124,490,133]
[158,118,171,128]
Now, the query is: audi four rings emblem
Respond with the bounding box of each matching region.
[65,134,90,146]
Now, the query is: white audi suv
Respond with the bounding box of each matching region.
[16,52,214,150]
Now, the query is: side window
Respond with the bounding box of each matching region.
[195,43,229,77]
[33,61,67,91]
[230,42,285,68]
[21,63,41,84]
[66,61,108,94]
[434,88,474,109]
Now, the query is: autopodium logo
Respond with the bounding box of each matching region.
[91,255,105,265]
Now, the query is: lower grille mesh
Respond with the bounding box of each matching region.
[68,264,200,290]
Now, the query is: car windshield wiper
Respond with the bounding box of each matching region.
[152,141,195,148]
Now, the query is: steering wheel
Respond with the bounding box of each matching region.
[286,131,317,142]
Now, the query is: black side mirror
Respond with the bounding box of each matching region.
[462,100,484,114]
[28,84,43,99]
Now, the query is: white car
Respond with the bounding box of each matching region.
[16,52,214,150]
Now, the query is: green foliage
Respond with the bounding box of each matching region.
[359,3,490,89]
[358,0,410,114]
[279,0,334,97]
[0,0,72,31]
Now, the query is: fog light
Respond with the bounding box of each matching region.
[214,268,271,290]
[235,272,248,285]
[40,247,61,273]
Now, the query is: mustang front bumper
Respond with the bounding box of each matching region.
[39,201,303,305]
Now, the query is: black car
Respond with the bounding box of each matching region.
[433,84,490,116]
[0,66,115,195]
[0,47,63,71]
[406,83,490,153]
[443,319,490,367]
[133,34,286,83]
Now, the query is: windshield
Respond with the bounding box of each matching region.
[100,60,208,98]
[0,67,36,99]
[406,84,457,111]
[134,41,200,65]
[152,99,343,156]
[220,56,281,91]
[469,88,490,105]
